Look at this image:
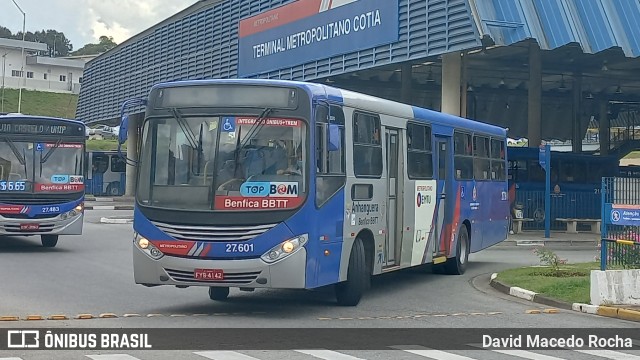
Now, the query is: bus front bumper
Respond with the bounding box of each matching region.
[0,212,83,236]
[133,245,307,289]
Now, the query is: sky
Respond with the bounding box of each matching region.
[0,0,196,50]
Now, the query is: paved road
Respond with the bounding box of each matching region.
[0,210,638,359]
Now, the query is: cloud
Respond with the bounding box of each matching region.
[0,0,196,48]
[85,0,195,44]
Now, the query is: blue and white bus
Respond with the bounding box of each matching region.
[118,79,509,305]
[0,114,86,247]
[85,150,126,196]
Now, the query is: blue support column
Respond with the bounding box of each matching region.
[544,145,550,238]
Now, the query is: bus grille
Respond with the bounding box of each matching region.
[1,214,58,219]
[150,221,278,242]
[0,198,70,205]
[164,268,261,284]
[4,224,54,233]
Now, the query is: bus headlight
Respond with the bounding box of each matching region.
[135,234,163,260]
[261,234,308,264]
[63,205,83,219]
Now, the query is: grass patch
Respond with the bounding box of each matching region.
[497,262,600,304]
[0,88,77,119]
[87,139,126,151]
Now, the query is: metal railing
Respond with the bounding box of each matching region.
[600,238,640,270]
[600,176,640,270]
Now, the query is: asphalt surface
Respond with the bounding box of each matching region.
[0,210,638,359]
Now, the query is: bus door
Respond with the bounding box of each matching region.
[384,128,404,268]
[91,153,109,195]
[434,136,453,257]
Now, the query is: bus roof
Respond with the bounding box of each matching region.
[0,113,85,126]
[150,78,506,137]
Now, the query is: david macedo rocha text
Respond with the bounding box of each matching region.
[483,334,633,349]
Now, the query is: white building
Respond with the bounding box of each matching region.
[1,38,87,94]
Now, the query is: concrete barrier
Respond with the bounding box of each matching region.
[590,269,640,306]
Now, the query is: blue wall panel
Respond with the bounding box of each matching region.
[573,0,615,53]
[474,0,640,59]
[533,0,574,49]
[612,0,640,57]
[77,0,481,124]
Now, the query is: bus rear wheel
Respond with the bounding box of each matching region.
[41,235,58,248]
[107,182,121,196]
[444,226,470,275]
[335,237,368,306]
[208,287,229,301]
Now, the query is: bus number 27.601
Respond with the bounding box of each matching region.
[226,244,254,253]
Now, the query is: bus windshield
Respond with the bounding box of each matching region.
[137,113,308,211]
[0,140,84,193]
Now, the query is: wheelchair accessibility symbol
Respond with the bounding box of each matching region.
[222,117,236,132]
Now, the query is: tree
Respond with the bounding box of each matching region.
[0,26,12,39]
[37,30,73,57]
[72,36,118,56]
[0,26,72,56]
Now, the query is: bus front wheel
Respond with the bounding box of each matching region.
[335,237,368,306]
[208,286,229,301]
[41,235,58,248]
[444,226,470,275]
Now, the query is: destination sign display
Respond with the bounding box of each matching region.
[154,85,299,109]
[0,120,85,137]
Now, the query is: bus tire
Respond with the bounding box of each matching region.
[208,286,229,301]
[107,182,120,196]
[41,235,58,248]
[335,238,368,306]
[444,226,469,275]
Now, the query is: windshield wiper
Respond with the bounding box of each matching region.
[238,108,272,150]
[232,108,273,178]
[40,138,62,164]
[170,108,200,150]
[2,138,26,165]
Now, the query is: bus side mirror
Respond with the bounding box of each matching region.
[328,124,340,152]
[118,115,128,144]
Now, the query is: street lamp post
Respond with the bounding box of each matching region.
[1,52,7,112]
[53,34,58,57]
[11,0,26,114]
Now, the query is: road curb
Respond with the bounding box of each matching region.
[86,205,134,210]
[489,273,640,321]
[100,217,133,224]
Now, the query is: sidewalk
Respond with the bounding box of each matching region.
[84,196,134,210]
[490,275,640,323]
[501,230,599,246]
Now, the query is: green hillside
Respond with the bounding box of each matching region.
[0,88,78,119]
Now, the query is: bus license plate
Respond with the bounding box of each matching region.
[194,269,224,280]
[20,224,39,231]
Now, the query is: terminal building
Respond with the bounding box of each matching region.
[77,0,640,228]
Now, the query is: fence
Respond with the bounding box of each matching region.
[600,177,640,270]
[513,188,600,231]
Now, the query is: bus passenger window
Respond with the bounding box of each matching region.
[110,155,126,173]
[352,112,382,177]
[407,123,433,179]
[490,139,506,181]
[92,154,109,173]
[473,135,490,180]
[453,131,473,180]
